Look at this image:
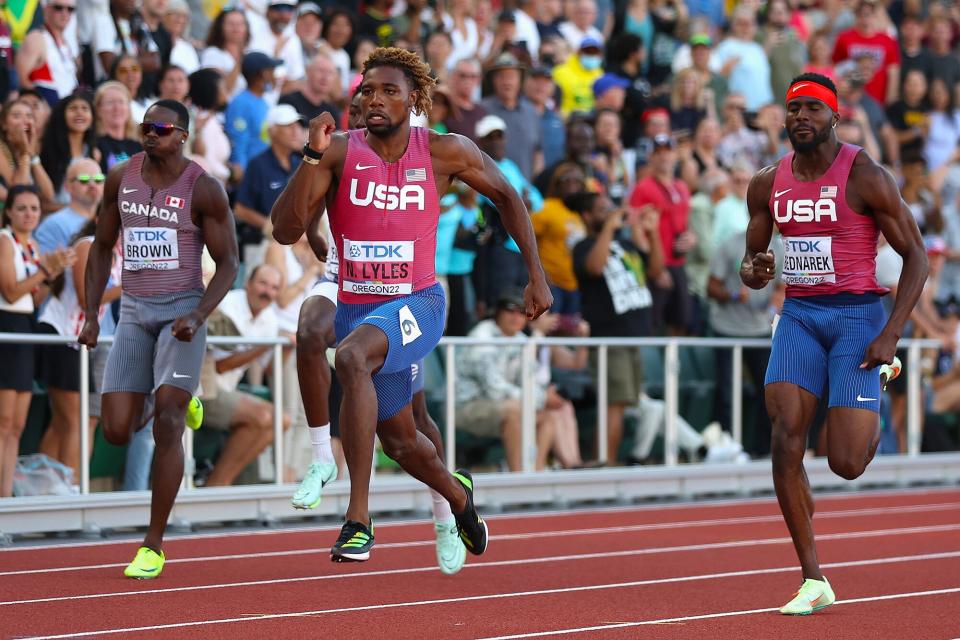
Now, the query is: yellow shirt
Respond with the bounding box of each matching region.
[532,197,587,291]
[551,57,603,117]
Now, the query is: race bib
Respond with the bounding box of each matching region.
[341,237,413,296]
[123,227,179,271]
[782,236,835,286]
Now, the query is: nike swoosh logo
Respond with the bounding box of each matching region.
[856,394,876,402]
[355,163,375,170]
[122,187,137,194]
[172,373,190,379]
[774,189,791,197]
[365,315,388,321]
[791,83,810,92]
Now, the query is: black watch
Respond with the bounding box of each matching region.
[302,143,323,160]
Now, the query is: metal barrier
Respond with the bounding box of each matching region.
[0,332,946,493]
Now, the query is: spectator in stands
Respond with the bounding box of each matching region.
[482,52,543,181]
[157,65,189,102]
[571,191,663,462]
[15,0,79,107]
[93,81,142,172]
[456,290,581,471]
[523,65,566,169]
[900,154,942,237]
[804,32,837,82]
[248,0,305,88]
[349,38,378,86]
[592,108,632,206]
[535,117,599,196]
[442,0,480,68]
[163,0,200,74]
[39,92,100,207]
[187,68,233,186]
[923,78,960,174]
[679,117,724,193]
[887,69,929,161]
[837,65,898,166]
[711,161,751,248]
[294,3,324,65]
[35,158,103,257]
[226,52,280,173]
[604,33,653,149]
[707,229,779,456]
[428,85,457,133]
[424,29,455,84]
[832,0,900,106]
[444,58,487,139]
[930,304,960,420]
[201,8,250,99]
[0,186,74,497]
[110,53,148,123]
[716,93,773,171]
[713,7,772,113]
[592,73,630,115]
[688,34,727,116]
[393,0,436,48]
[552,36,604,116]
[532,162,587,319]
[633,106,671,176]
[0,98,56,210]
[685,167,727,331]
[200,264,291,486]
[92,0,162,84]
[510,0,540,63]
[761,0,805,104]
[898,14,932,89]
[442,182,483,335]
[629,134,694,335]
[138,0,174,93]
[558,0,602,51]
[279,53,342,124]
[669,67,711,138]
[927,15,960,93]
[235,104,306,256]
[320,10,355,94]
[17,90,52,143]
[535,0,564,41]
[474,114,544,312]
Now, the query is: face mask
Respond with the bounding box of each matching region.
[580,55,602,70]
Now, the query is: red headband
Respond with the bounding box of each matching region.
[785,81,838,112]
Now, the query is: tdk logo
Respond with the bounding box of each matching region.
[785,238,823,252]
[349,179,425,211]
[774,198,837,223]
[349,244,404,259]
[127,229,170,242]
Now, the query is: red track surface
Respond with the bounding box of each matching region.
[1,487,959,639]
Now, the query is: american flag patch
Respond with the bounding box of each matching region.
[405,168,427,182]
[164,195,184,209]
[820,186,837,198]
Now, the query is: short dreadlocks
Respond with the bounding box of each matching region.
[361,47,436,116]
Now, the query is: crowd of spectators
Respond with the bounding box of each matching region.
[1,0,960,494]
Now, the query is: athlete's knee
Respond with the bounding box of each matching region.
[297,320,335,355]
[828,455,867,481]
[770,427,807,472]
[101,416,132,446]
[380,431,416,464]
[152,405,186,444]
[334,342,373,382]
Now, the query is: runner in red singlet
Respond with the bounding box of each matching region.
[741,73,927,614]
[272,48,552,563]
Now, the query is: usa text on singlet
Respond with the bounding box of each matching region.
[329,127,440,304]
[118,152,205,296]
[768,143,888,297]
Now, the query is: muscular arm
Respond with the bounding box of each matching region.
[306,199,329,262]
[15,31,43,89]
[192,175,240,320]
[270,134,345,245]
[740,166,777,289]
[83,166,124,317]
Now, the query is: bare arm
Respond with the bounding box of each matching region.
[83,166,124,320]
[215,345,271,373]
[739,166,777,289]
[270,112,341,245]
[885,65,900,106]
[0,235,49,302]
[190,175,240,322]
[234,202,268,229]
[306,201,329,262]
[73,239,120,309]
[15,31,44,89]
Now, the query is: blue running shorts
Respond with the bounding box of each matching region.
[335,283,445,421]
[765,294,886,413]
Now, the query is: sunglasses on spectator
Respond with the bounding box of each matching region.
[49,3,75,12]
[140,122,187,137]
[72,173,106,184]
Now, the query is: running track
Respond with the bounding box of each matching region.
[1,487,959,639]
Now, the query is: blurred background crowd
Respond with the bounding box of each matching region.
[1,0,959,497]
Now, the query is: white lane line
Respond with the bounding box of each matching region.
[3,523,959,606]
[5,501,958,577]
[3,486,956,553]
[18,554,960,640]
[477,587,960,639]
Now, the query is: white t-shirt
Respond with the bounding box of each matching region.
[247,11,305,82]
[170,38,200,74]
[91,15,157,81]
[557,21,603,51]
[201,46,247,99]
[211,288,279,393]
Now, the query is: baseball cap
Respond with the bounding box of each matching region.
[652,133,676,150]
[267,0,296,7]
[689,33,712,47]
[579,36,603,50]
[593,73,630,98]
[496,289,525,313]
[242,51,282,77]
[266,104,303,128]
[297,2,322,17]
[530,65,552,78]
[475,114,507,139]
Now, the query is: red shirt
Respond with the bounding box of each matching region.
[832,29,900,104]
[628,175,691,268]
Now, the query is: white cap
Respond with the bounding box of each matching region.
[475,114,507,139]
[266,104,303,128]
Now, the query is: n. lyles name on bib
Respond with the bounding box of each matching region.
[341,237,414,296]
[123,227,179,271]
[782,236,834,285]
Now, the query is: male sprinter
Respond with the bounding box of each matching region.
[741,74,927,614]
[80,100,239,578]
[272,47,552,562]
[289,89,468,574]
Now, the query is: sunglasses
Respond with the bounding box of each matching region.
[140,122,187,137]
[49,3,75,12]
[73,173,106,184]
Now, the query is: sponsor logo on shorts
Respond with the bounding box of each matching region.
[399,304,422,346]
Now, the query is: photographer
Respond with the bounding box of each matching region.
[571,190,663,463]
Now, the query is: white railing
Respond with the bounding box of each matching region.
[0,332,944,492]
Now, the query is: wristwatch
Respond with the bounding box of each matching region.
[302,143,323,165]
[30,155,41,166]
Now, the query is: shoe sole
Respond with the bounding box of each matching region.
[290,496,322,510]
[781,601,835,616]
[331,550,370,562]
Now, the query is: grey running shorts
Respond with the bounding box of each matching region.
[102,290,207,396]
